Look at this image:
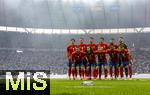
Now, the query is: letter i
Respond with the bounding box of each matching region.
[27,72,30,90]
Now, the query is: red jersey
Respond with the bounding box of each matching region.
[78,43,87,52]
[107,43,119,62]
[119,49,130,62]
[129,54,133,60]
[87,43,97,52]
[118,43,128,49]
[67,44,77,59]
[72,51,85,63]
[95,51,107,62]
[85,51,96,63]
[129,54,133,64]
[96,42,108,62]
[97,42,108,52]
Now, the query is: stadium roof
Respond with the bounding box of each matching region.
[0,0,149,29]
[0,26,150,34]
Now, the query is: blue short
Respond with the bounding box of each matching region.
[109,61,119,67]
[72,63,76,67]
[98,62,108,67]
[78,62,84,67]
[82,58,87,67]
[87,62,97,67]
[68,59,72,67]
[71,59,87,67]
[123,61,129,67]
[74,60,82,67]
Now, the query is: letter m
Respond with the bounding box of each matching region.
[6,72,24,90]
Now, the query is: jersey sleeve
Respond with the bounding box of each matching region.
[67,46,70,53]
[124,44,128,49]
[71,52,75,62]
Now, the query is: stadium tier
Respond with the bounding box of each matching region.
[0,31,149,74]
[0,31,150,49]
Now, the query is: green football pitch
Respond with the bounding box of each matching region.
[50,79,150,95]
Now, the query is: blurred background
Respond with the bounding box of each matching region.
[0,0,149,75]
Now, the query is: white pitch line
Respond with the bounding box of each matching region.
[64,86,112,89]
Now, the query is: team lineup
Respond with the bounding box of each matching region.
[67,37,133,80]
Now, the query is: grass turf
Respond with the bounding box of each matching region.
[50,79,150,95]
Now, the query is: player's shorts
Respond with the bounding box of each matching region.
[98,62,108,67]
[109,61,119,67]
[118,61,121,67]
[72,63,76,67]
[123,61,129,67]
[82,58,87,67]
[87,62,97,67]
[68,59,72,67]
[72,60,82,67]
[80,61,85,67]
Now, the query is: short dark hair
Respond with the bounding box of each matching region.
[80,37,83,40]
[100,37,104,40]
[110,38,114,40]
[89,37,94,39]
[119,37,124,39]
[71,38,75,42]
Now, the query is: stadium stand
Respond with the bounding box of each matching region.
[0,31,150,74]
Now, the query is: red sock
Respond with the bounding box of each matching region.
[99,66,102,79]
[93,68,95,79]
[75,68,77,78]
[115,66,119,78]
[117,68,119,78]
[86,68,89,79]
[129,65,132,78]
[84,66,87,78]
[117,67,119,78]
[120,66,124,78]
[104,68,108,78]
[81,69,85,79]
[88,67,91,79]
[93,68,98,79]
[85,68,88,78]
[96,68,98,78]
[79,68,81,78]
[72,69,75,79]
[110,67,113,78]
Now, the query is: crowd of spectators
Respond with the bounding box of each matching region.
[0,31,150,74]
[132,50,150,74]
